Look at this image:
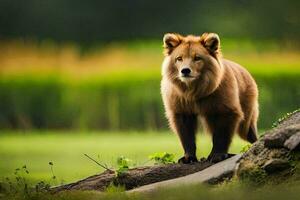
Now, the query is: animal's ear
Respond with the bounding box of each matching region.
[163,33,182,55]
[201,33,221,55]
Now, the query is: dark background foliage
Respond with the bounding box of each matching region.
[1,0,299,43]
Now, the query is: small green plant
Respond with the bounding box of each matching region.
[149,152,175,165]
[34,181,50,193]
[13,165,30,196]
[240,144,252,153]
[271,108,300,128]
[115,156,131,177]
[48,162,56,180]
[2,164,50,198]
[48,161,60,186]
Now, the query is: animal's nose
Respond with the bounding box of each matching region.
[181,68,191,76]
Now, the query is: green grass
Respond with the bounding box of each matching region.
[0,131,248,184]
[2,131,300,200]
[2,174,300,200]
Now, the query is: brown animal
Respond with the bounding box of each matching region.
[161,33,259,163]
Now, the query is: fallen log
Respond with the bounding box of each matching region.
[127,154,242,194]
[52,159,213,192]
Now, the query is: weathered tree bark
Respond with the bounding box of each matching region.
[127,154,242,194]
[52,160,213,192]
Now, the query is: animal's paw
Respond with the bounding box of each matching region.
[178,156,198,164]
[207,153,235,163]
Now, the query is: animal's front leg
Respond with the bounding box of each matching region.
[205,113,240,163]
[169,113,198,164]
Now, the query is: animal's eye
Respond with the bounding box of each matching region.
[194,56,202,61]
[176,56,183,62]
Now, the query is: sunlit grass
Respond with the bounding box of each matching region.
[0,131,248,184]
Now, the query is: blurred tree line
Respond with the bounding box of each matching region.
[0,74,299,130]
[0,0,299,43]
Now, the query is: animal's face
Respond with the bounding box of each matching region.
[162,33,222,85]
[171,40,207,83]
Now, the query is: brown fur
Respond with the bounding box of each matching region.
[161,33,259,163]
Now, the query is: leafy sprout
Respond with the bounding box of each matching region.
[149,152,175,165]
[116,156,131,177]
[48,161,56,180]
[240,144,252,153]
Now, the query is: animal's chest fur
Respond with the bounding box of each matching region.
[175,95,210,115]
[175,96,199,114]
[176,91,228,116]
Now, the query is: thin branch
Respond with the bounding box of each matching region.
[84,154,113,172]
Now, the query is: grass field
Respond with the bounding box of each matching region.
[0,131,248,185]
[1,132,300,200]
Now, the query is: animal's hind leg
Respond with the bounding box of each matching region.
[246,117,258,143]
[238,106,258,143]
